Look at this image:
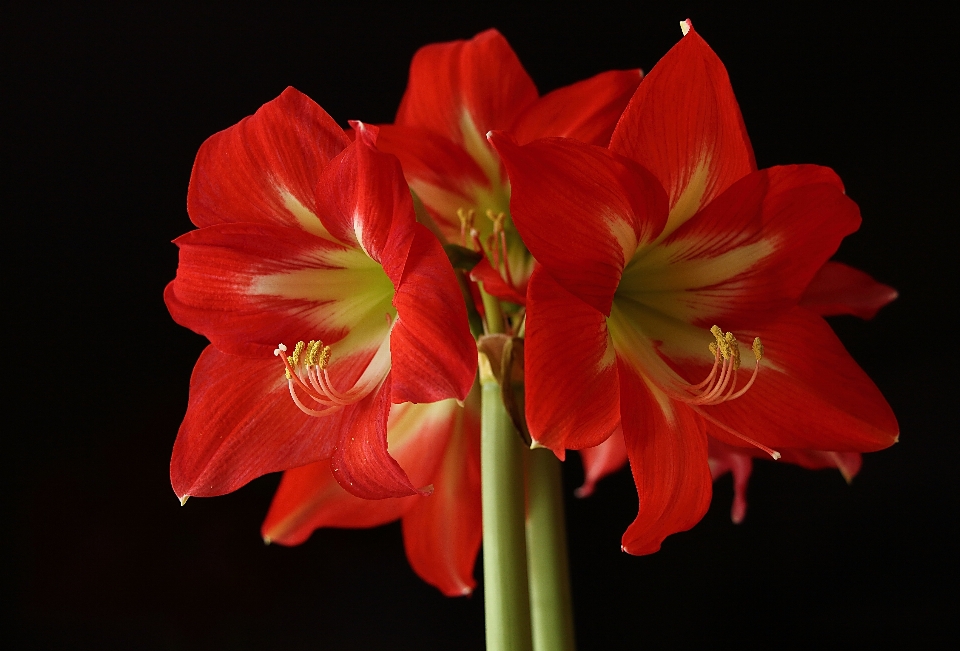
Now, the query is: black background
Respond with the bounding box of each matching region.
[7,1,958,648]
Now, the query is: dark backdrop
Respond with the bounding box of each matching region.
[7,1,957,648]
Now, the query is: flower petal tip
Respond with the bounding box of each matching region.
[179,494,190,506]
[530,439,566,461]
[573,483,595,499]
[419,483,435,496]
[263,536,271,546]
[680,18,693,36]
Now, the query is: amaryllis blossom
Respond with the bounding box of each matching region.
[377,28,642,303]
[165,88,476,502]
[262,389,481,596]
[576,257,896,516]
[490,21,898,554]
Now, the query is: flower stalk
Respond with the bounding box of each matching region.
[480,351,532,651]
[526,448,576,651]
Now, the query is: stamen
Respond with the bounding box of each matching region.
[648,326,773,458]
[274,336,389,418]
[663,325,765,408]
[457,208,475,248]
[486,209,516,290]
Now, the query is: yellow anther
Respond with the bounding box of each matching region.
[457,208,475,229]
[486,209,505,233]
[289,341,305,368]
[721,332,742,370]
[305,340,322,366]
[284,366,293,380]
[752,337,764,361]
[317,344,332,370]
[708,342,718,357]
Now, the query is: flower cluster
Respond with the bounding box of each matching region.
[166,23,897,595]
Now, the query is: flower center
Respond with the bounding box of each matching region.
[273,328,391,417]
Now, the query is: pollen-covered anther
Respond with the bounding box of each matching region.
[681,326,763,407]
[484,209,515,288]
[457,208,476,247]
[274,337,385,418]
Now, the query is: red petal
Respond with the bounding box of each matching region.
[171,346,348,500]
[800,261,898,319]
[777,449,863,483]
[576,428,628,498]
[524,267,621,453]
[610,26,756,235]
[188,87,349,235]
[511,69,643,146]
[261,399,463,544]
[395,29,538,148]
[261,459,414,545]
[402,394,482,596]
[330,376,424,499]
[707,437,754,524]
[469,257,528,305]
[619,363,712,555]
[375,124,489,236]
[693,307,898,452]
[622,165,862,330]
[165,222,390,358]
[390,226,478,404]
[313,124,414,273]
[489,133,667,315]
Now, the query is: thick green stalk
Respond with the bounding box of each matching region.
[526,449,576,651]
[480,353,532,651]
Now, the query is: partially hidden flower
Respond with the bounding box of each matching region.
[377,28,642,304]
[490,21,898,554]
[165,88,476,502]
[577,426,864,525]
[262,387,481,596]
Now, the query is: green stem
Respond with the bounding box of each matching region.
[479,281,505,335]
[526,449,576,651]
[481,363,532,651]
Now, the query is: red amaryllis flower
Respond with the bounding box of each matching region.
[576,260,897,512]
[165,88,476,502]
[376,28,642,303]
[490,21,898,554]
[262,389,481,596]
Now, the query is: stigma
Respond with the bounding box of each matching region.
[273,336,388,417]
